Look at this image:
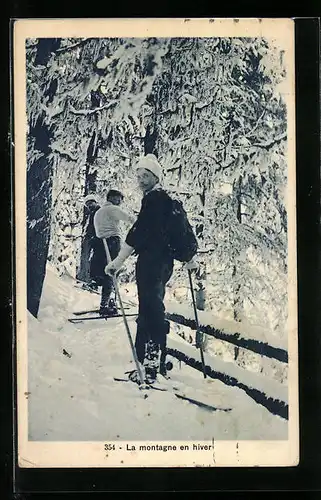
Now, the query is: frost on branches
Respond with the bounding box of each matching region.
[26,36,289,345]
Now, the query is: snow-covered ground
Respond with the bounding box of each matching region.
[27,265,287,441]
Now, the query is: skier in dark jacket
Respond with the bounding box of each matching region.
[82,194,101,290]
[105,154,197,384]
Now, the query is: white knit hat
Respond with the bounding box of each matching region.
[136,154,162,180]
[83,194,97,204]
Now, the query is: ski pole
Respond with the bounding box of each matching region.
[102,239,146,387]
[187,269,207,379]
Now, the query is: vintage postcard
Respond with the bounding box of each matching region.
[14,18,298,468]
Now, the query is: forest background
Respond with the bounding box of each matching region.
[25,36,288,342]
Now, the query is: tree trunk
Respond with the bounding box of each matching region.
[195,185,207,350]
[232,175,243,360]
[144,122,158,155]
[195,185,206,300]
[77,94,99,282]
[232,176,243,319]
[27,39,60,317]
[76,237,92,284]
[27,154,53,317]
[76,132,98,282]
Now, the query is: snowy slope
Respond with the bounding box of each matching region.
[27,265,287,441]
[166,336,288,406]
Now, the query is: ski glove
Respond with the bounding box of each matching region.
[104,242,133,275]
[184,258,199,271]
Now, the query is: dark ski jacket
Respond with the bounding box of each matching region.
[126,187,172,259]
[84,204,100,247]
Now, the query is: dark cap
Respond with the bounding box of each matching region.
[107,189,124,200]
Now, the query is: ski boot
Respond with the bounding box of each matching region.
[159,349,168,377]
[99,298,118,317]
[99,301,108,316]
[144,340,161,384]
[107,298,118,315]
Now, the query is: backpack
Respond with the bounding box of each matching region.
[166,197,198,262]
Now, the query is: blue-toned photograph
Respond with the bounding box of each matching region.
[24,33,291,443]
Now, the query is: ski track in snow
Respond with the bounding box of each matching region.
[27,265,288,441]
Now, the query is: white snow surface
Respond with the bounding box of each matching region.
[27,265,287,441]
[166,336,288,406]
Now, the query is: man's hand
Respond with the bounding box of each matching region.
[105,260,120,276]
[104,242,134,276]
[184,258,199,271]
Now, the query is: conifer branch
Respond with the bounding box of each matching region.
[69,100,118,116]
[252,133,287,149]
[56,39,94,54]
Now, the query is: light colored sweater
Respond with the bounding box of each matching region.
[94,202,135,239]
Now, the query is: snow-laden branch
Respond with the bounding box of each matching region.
[241,223,287,260]
[253,133,287,149]
[41,101,66,121]
[246,108,267,138]
[56,38,93,54]
[26,40,38,49]
[231,77,262,100]
[197,248,216,254]
[69,100,118,116]
[51,144,78,162]
[52,186,67,210]
[166,165,181,173]
[212,158,235,173]
[159,105,178,116]
[194,98,214,111]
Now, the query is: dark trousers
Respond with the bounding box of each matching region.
[100,236,121,306]
[135,252,173,364]
[89,237,104,284]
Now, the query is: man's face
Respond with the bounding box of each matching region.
[137,168,158,192]
[85,200,96,211]
[110,195,122,206]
